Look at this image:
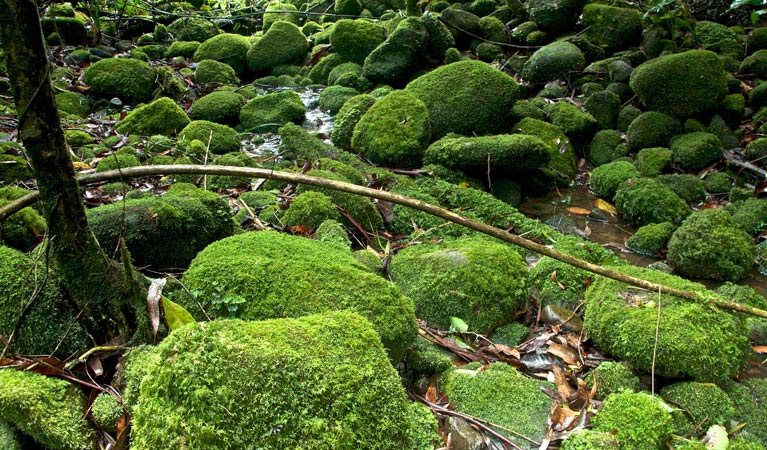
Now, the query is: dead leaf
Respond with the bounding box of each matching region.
[754,345,767,353]
[583,225,591,237]
[550,271,566,290]
[594,198,617,215]
[566,207,591,215]
[146,278,166,340]
[550,402,577,432]
[551,363,576,401]
[86,355,103,377]
[548,342,580,366]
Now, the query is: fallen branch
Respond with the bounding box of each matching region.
[2,164,767,319]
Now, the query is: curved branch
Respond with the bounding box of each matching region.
[3,164,767,319]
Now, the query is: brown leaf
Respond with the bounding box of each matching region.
[550,402,577,432]
[594,198,617,215]
[548,342,580,366]
[86,355,103,377]
[754,345,767,353]
[551,363,576,400]
[566,206,591,215]
[146,278,166,340]
[550,271,566,290]
[583,225,591,237]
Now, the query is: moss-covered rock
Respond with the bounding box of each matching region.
[330,19,386,64]
[263,1,300,32]
[588,129,625,166]
[704,171,732,194]
[180,231,416,361]
[193,33,251,77]
[282,191,341,229]
[525,0,586,32]
[741,49,767,78]
[626,111,682,152]
[441,8,481,48]
[589,160,640,200]
[581,4,642,53]
[179,120,241,154]
[0,154,31,183]
[626,222,675,256]
[318,85,358,114]
[667,208,755,281]
[0,369,94,450]
[406,60,520,139]
[90,393,123,434]
[634,147,672,178]
[592,391,673,450]
[168,17,220,42]
[544,100,598,140]
[614,177,691,227]
[745,137,767,161]
[188,90,245,125]
[351,90,430,168]
[116,97,190,136]
[617,104,642,132]
[669,131,723,171]
[696,20,743,58]
[529,256,593,310]
[521,41,585,85]
[584,361,640,401]
[561,429,620,450]
[331,94,376,149]
[726,198,767,236]
[194,59,240,85]
[390,237,528,334]
[422,13,455,62]
[240,90,305,132]
[423,134,551,176]
[0,199,45,252]
[55,90,90,117]
[660,382,733,437]
[83,57,155,105]
[513,117,577,188]
[246,21,309,73]
[584,91,621,130]
[629,50,728,117]
[583,265,749,382]
[314,219,351,249]
[95,153,141,172]
[656,173,706,202]
[128,311,433,449]
[362,17,428,86]
[308,53,345,85]
[165,41,200,58]
[728,378,767,446]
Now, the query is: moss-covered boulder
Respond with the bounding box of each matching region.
[584,361,640,400]
[614,177,691,227]
[0,201,44,253]
[390,237,528,334]
[584,91,621,130]
[0,369,94,450]
[362,17,428,86]
[656,173,706,202]
[583,265,749,382]
[239,90,305,132]
[440,8,481,49]
[561,429,620,450]
[581,4,642,53]
[282,191,341,229]
[194,59,240,85]
[168,17,220,42]
[331,94,376,149]
[592,391,673,450]
[544,100,598,140]
[297,169,383,230]
[127,312,434,449]
[521,41,585,85]
[95,153,141,172]
[626,222,675,256]
[246,21,309,73]
[660,382,733,437]
[669,131,723,171]
[667,208,755,281]
[726,198,767,236]
[529,256,594,310]
[83,57,155,105]
[696,20,743,58]
[629,50,728,117]
[634,147,672,177]
[728,378,767,446]
[626,111,682,152]
[115,97,190,136]
[178,120,240,154]
[188,90,245,125]
[330,19,386,64]
[588,129,625,166]
[589,160,640,200]
[181,231,415,361]
[525,0,586,32]
[406,60,520,139]
[193,33,251,77]
[55,90,90,117]
[318,85,358,114]
[263,1,300,32]
[165,41,200,58]
[513,117,577,188]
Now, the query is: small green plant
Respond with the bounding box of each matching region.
[731,0,767,23]
[192,282,246,315]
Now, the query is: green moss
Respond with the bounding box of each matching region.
[589,160,640,201]
[584,91,621,130]
[525,0,585,32]
[522,41,586,85]
[0,155,31,183]
[96,153,141,172]
[83,57,155,105]
[90,393,123,433]
[745,137,767,161]
[660,382,733,437]
[179,120,240,154]
[440,363,552,447]
[626,111,681,152]
[64,129,93,147]
[588,130,625,167]
[247,21,309,73]
[667,208,755,281]
[188,90,244,125]
[584,361,640,401]
[581,4,641,53]
[308,53,345,85]
[617,104,642,132]
[331,94,376,149]
[193,33,251,77]
[629,50,728,117]
[240,90,306,132]
[529,256,593,310]
[405,335,453,377]
[424,133,550,176]
[614,177,691,227]
[561,429,620,450]
[726,198,767,236]
[626,222,675,256]
[583,265,749,382]
[544,101,598,140]
[282,191,341,229]
[696,21,743,58]
[0,419,21,450]
[128,311,430,448]
[330,19,385,64]
[278,123,337,160]
[318,85,358,115]
[390,237,529,334]
[297,169,383,231]
[168,17,220,42]
[656,174,706,202]
[328,62,363,86]
[0,369,94,449]
[165,41,200,58]
[362,17,428,87]
[728,379,767,446]
[315,219,351,249]
[634,147,672,178]
[351,90,430,168]
[55,91,90,117]
[194,59,240,85]
[741,49,767,78]
[668,132,723,171]
[406,60,520,139]
[513,117,577,188]
[592,391,673,450]
[263,1,300,32]
[0,200,45,252]
[116,97,191,136]
[704,171,732,194]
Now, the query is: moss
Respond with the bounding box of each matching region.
[741,49,767,78]
[440,8,481,49]
[315,219,351,249]
[561,429,620,450]
[240,90,305,132]
[390,237,529,334]
[592,391,673,450]
[181,231,416,361]
[668,132,723,171]
[629,50,728,117]
[0,369,94,449]
[263,1,300,31]
[0,419,21,450]
[584,91,621,130]
[83,57,155,105]
[168,17,220,42]
[405,335,453,377]
[626,222,675,256]
[422,13,455,63]
[90,393,122,433]
[63,130,92,149]
[317,85,358,115]
[440,363,552,446]
[726,198,767,236]
[660,382,733,437]
[745,137,767,161]
[617,104,641,132]
[362,17,428,87]
[667,208,755,281]
[95,153,141,172]
[128,311,430,448]
[55,91,90,117]
[165,41,200,58]
[116,97,191,136]
[308,53,346,85]
[521,41,585,85]
[529,256,593,310]
[178,120,240,154]
[0,155,31,183]
[328,62,362,86]
[704,171,731,194]
[581,4,641,53]
[544,101,598,140]
[194,59,240,85]
[193,33,251,77]
[513,117,577,188]
[626,111,681,152]
[406,60,520,139]
[584,361,640,401]
[525,0,585,32]
[584,265,749,382]
[331,94,376,149]
[296,169,383,231]
[656,174,706,203]
[634,147,672,178]
[588,130,624,167]
[278,123,337,161]
[728,379,767,446]
[729,440,766,450]
[0,200,45,252]
[330,19,385,64]
[188,90,244,125]
[589,160,639,201]
[282,191,341,229]
[247,21,308,74]
[614,178,691,227]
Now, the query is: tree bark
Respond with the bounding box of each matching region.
[0,0,144,345]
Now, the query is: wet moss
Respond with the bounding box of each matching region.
[178,120,240,154]
[318,85,358,114]
[584,361,640,400]
[188,90,245,125]
[194,59,240,85]
[83,58,155,105]
[660,382,733,437]
[592,391,673,450]
[614,177,691,227]
[589,160,640,200]
[330,19,386,64]
[626,222,675,256]
[116,97,191,136]
[193,33,251,77]
[513,117,577,188]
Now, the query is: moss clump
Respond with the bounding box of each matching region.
[521,41,586,85]
[194,59,240,85]
[745,137,767,161]
[282,191,341,230]
[561,429,620,450]
[390,237,529,334]
[351,90,430,168]
[525,0,585,32]
[240,90,305,132]
[584,361,640,401]
[614,177,691,227]
[626,111,682,152]
[629,50,728,117]
[308,53,345,85]
[589,160,640,200]
[726,198,767,236]
[0,419,21,450]
[617,104,642,131]
[581,4,642,53]
[168,17,219,42]
[362,17,428,87]
[669,132,723,171]
[64,129,93,147]
[193,33,251,77]
[0,155,31,183]
[165,41,200,58]
[278,123,338,161]
[588,130,625,167]
[297,170,384,231]
[667,208,755,281]
[83,57,155,105]
[0,369,94,449]
[544,101,598,140]
[440,363,552,447]
[90,394,122,433]
[0,199,45,252]
[406,60,520,139]
[634,147,672,178]
[331,94,376,149]
[315,219,351,249]
[583,265,749,382]
[178,120,240,154]
[626,222,675,256]
[263,1,299,32]
[705,171,732,194]
[246,21,309,73]
[728,379,767,446]
[592,391,673,450]
[405,335,454,377]
[529,256,593,310]
[96,153,141,172]
[55,90,90,117]
[318,85,358,115]
[584,91,621,130]
[181,231,415,361]
[513,117,577,188]
[188,90,244,125]
[656,174,706,203]
[128,312,432,449]
[660,382,733,437]
[116,97,190,136]
[330,19,385,64]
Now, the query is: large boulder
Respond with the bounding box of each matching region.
[188,90,245,125]
[115,97,190,136]
[193,33,251,77]
[362,17,428,86]
[246,21,309,73]
[239,90,306,132]
[525,0,587,32]
[521,41,585,85]
[331,94,376,149]
[83,58,155,105]
[167,17,220,42]
[194,59,240,85]
[581,4,642,52]
[423,134,550,176]
[330,19,386,64]
[406,60,520,139]
[178,120,241,154]
[614,177,691,227]
[669,131,723,171]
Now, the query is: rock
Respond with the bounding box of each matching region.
[240,90,305,132]
[193,33,251,77]
[116,97,191,136]
[656,173,706,202]
[167,17,219,42]
[521,41,585,85]
[592,392,673,449]
[588,129,625,166]
[262,1,300,31]
[178,120,241,154]
[728,379,767,446]
[83,57,155,105]
[544,100,597,140]
[634,147,672,177]
[188,90,245,125]
[626,222,675,256]
[660,382,734,437]
[525,0,586,32]
[55,91,90,117]
[330,19,386,64]
[589,160,640,200]
[614,177,691,227]
[626,111,682,152]
[540,304,583,333]
[318,85,358,114]
[584,91,621,130]
[513,117,577,188]
[194,59,240,85]
[440,8,481,48]
[695,20,743,58]
[165,41,200,58]
[362,17,428,86]
[530,256,592,310]
[581,4,642,52]
[669,131,723,171]
[0,189,45,252]
[246,21,309,73]
[40,17,87,45]
[584,361,640,400]
[282,191,340,229]
[331,94,376,149]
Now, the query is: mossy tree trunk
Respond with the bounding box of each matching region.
[0,0,145,345]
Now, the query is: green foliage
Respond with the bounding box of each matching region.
[614,177,691,227]
[188,90,244,125]
[589,160,640,200]
[626,111,681,152]
[116,97,191,136]
[626,222,675,256]
[283,191,341,229]
[331,94,376,149]
[179,120,240,154]
[522,41,586,85]
[247,21,309,73]
[581,4,642,52]
[424,133,550,176]
[330,19,386,64]
[194,59,240,85]
[592,391,673,450]
[669,132,723,171]
[83,57,155,105]
[660,382,733,437]
[193,33,251,77]
[584,361,640,400]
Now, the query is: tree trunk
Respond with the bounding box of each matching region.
[0,0,145,345]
